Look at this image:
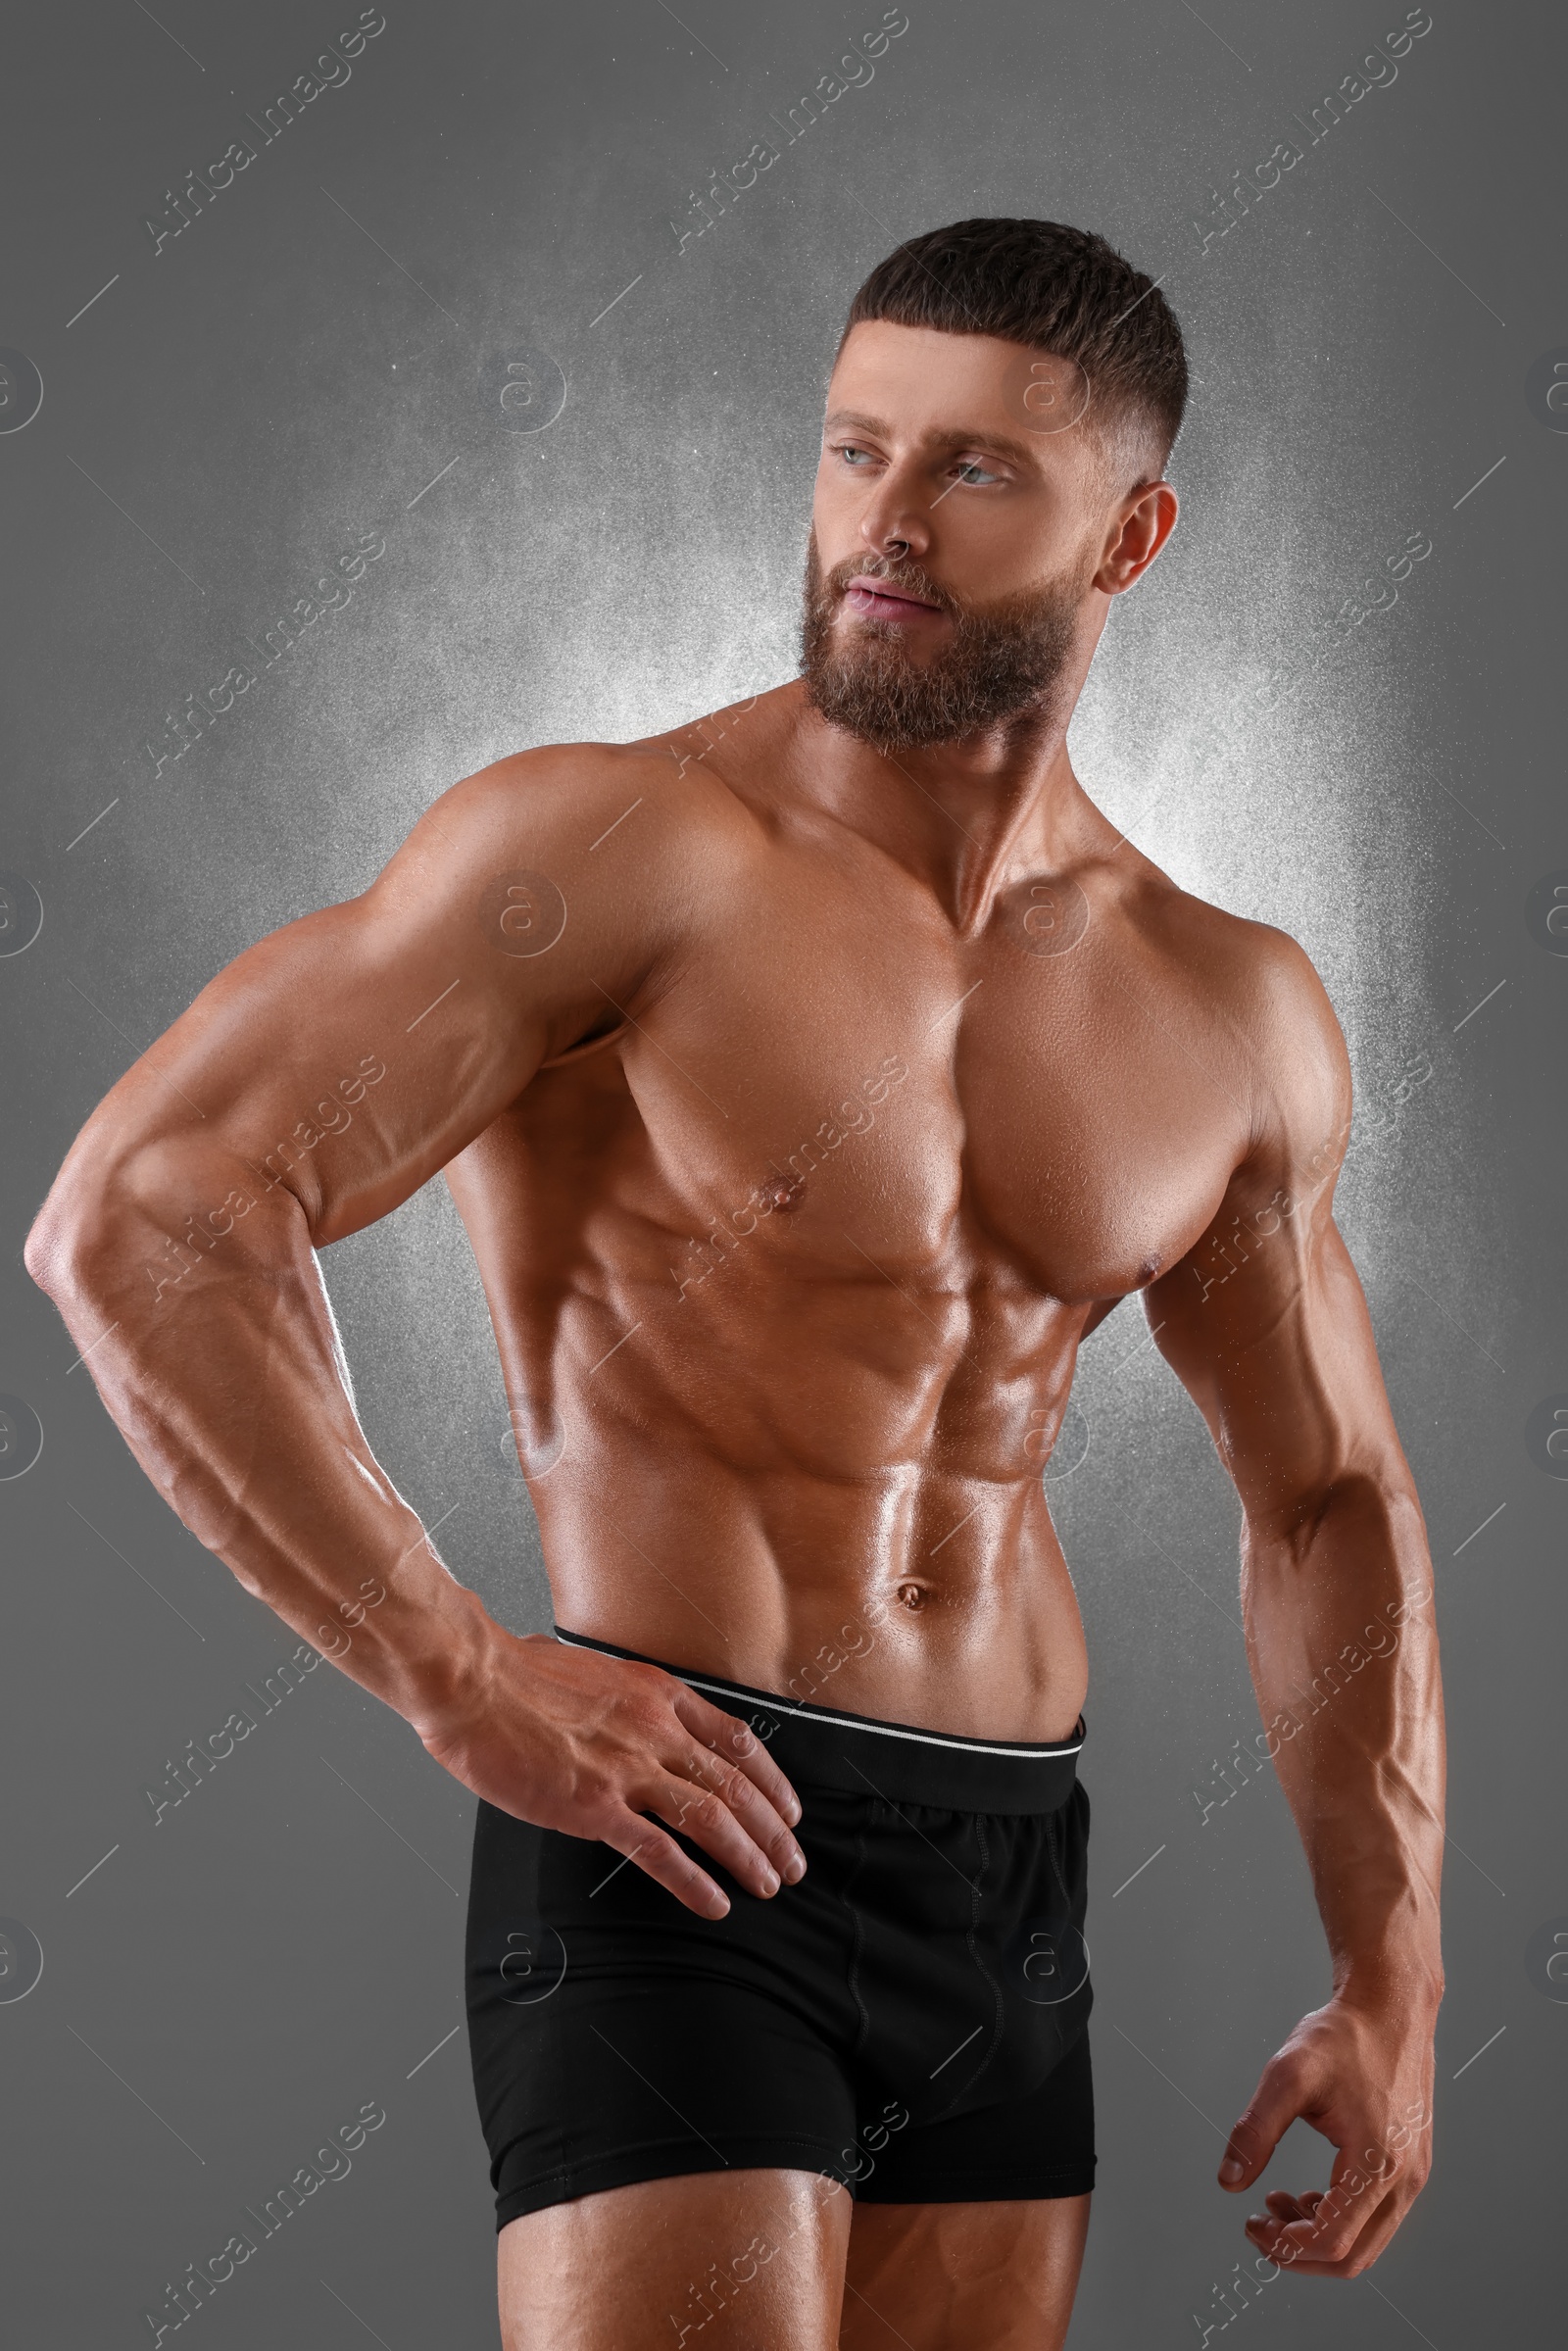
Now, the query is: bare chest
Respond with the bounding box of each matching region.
[512,878,1249,1308]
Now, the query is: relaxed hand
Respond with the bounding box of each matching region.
[1217,1996,1434,2276]
[417,1630,807,1919]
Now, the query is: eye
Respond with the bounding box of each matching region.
[952,458,1004,487]
[834,441,875,466]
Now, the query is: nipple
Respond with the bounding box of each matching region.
[760,1171,806,1213]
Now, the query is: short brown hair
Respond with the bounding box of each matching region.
[842,217,1188,479]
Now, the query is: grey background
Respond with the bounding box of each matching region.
[2,0,1562,2341]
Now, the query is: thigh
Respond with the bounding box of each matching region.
[841,2193,1092,2351]
[498,2166,854,2351]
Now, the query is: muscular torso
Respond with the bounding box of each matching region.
[442,694,1263,1739]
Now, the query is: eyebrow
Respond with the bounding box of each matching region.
[822,409,1047,472]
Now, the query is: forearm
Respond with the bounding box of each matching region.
[1242,1472,1445,2016]
[27,1151,494,1735]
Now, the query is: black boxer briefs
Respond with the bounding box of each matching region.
[465,1630,1095,2229]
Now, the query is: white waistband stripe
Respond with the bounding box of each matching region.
[555,1635,1083,1761]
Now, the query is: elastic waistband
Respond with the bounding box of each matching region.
[556,1629,1084,1815]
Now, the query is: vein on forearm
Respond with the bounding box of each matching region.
[1240,1472,1445,1979]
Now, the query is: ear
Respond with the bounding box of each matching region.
[1094,480,1179,595]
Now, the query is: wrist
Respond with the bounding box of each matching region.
[358,1568,500,1739]
[1333,1949,1445,2027]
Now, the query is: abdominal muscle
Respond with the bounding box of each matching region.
[509,1294,1093,1746]
[453,1077,1101,1744]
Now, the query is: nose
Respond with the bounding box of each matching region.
[858,465,931,563]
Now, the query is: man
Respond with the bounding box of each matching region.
[27,219,1444,2349]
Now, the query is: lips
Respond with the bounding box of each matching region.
[841,574,945,623]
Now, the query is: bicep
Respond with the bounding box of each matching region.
[50,751,671,1247]
[1149,1200,1400,1520]
[1143,975,1405,1522]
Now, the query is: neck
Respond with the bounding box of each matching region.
[795,622,1112,935]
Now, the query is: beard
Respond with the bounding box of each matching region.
[799,534,1089,753]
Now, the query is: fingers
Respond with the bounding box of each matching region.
[547,1661,809,1911]
[678,1734,807,1884]
[601,1756,798,1919]
[1286,2139,1399,2267]
[1323,2184,1408,2276]
[1263,2189,1320,2223]
[1219,2054,1310,2190]
[650,1764,801,1902]
[599,1811,731,1921]
[667,1690,808,1890]
[1248,2180,1405,2278]
[1218,2015,1434,2278]
[1247,2138,1407,2275]
[671,1685,803,1826]
[1243,2188,1316,2260]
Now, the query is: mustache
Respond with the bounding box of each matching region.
[822,553,956,614]
[801,529,1085,753]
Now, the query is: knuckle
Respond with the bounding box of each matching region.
[575,1777,619,1829]
[606,1696,662,1753]
[1269,2050,1309,2095]
[713,1716,757,1760]
[610,1664,661,1711]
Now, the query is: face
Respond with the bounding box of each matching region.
[802,320,1176,752]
